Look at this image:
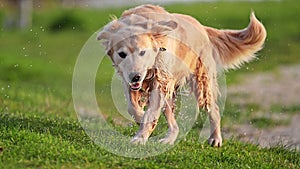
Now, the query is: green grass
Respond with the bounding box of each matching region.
[250,117,290,129]
[271,104,300,115]
[0,0,300,168]
[1,113,299,168]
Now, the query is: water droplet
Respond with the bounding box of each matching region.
[14,64,19,67]
[30,29,33,32]
[4,94,9,99]
[72,26,76,30]
[7,85,10,88]
[38,44,42,48]
[22,47,26,50]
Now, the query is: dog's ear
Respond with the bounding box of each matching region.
[97,31,113,56]
[97,30,110,41]
[97,20,120,55]
[151,20,177,36]
[97,30,110,51]
[151,20,177,50]
[97,19,122,40]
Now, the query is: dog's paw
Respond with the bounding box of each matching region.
[130,136,147,145]
[208,136,222,147]
[159,137,176,145]
[159,128,179,145]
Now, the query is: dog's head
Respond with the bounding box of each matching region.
[97,14,177,90]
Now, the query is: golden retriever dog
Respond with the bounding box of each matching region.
[97,4,266,147]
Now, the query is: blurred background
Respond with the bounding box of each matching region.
[0,0,299,150]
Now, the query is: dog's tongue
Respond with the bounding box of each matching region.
[130,82,141,90]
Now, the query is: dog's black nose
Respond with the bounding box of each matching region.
[130,73,141,83]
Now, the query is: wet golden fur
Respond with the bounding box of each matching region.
[97,4,266,146]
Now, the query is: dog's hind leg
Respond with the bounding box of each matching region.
[159,96,179,144]
[207,101,222,147]
[194,58,222,147]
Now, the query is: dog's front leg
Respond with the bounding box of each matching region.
[122,81,144,123]
[159,97,179,144]
[131,86,164,144]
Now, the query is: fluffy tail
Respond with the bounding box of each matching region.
[205,12,267,70]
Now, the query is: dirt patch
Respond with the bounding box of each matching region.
[225,64,300,151]
[231,114,300,151]
[228,65,300,107]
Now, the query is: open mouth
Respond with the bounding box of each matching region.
[129,82,142,91]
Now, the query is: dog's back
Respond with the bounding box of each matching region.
[121,4,266,71]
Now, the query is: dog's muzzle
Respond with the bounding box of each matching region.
[129,73,142,91]
[129,82,142,91]
[128,70,155,91]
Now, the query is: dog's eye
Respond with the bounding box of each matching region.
[118,52,127,59]
[159,47,166,52]
[139,50,146,56]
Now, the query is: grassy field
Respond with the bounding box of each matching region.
[0,0,300,168]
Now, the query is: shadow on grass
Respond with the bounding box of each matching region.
[0,113,90,144]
